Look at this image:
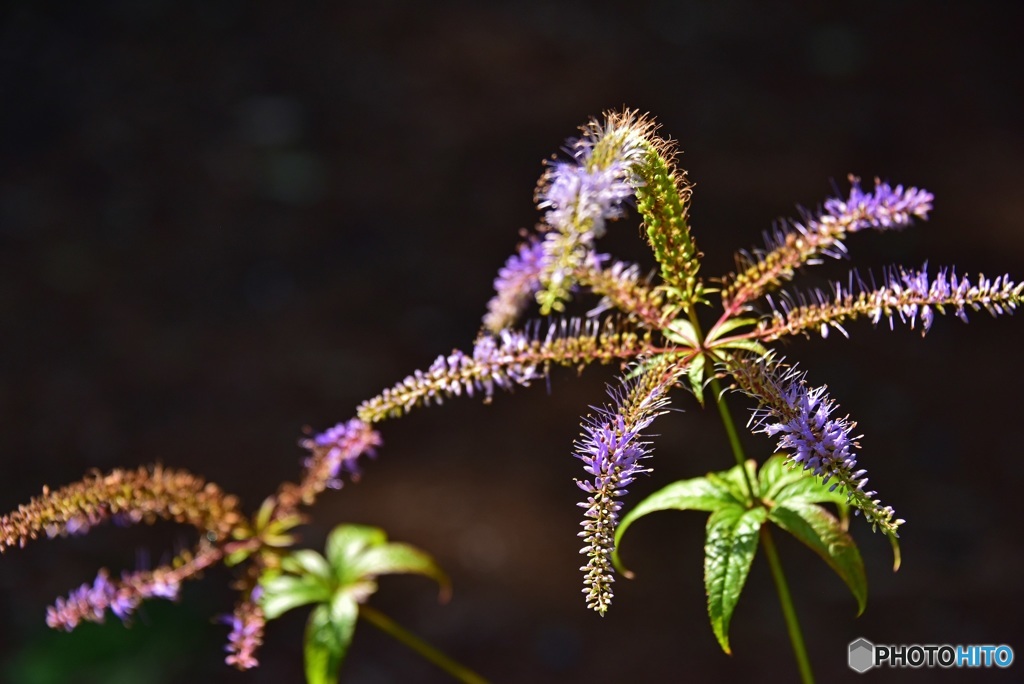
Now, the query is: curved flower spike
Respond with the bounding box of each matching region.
[575,360,679,614]
[730,356,903,538]
[724,177,934,309]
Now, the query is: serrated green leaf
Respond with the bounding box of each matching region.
[705,317,759,343]
[304,600,357,684]
[687,354,706,406]
[758,455,848,511]
[613,475,739,575]
[664,319,698,346]
[709,460,759,503]
[345,543,450,600]
[713,338,770,356]
[769,502,867,615]
[704,505,767,654]
[260,574,332,620]
[262,532,299,548]
[325,524,388,574]
[281,550,333,580]
[254,496,276,532]
[224,548,253,567]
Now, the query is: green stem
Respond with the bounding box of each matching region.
[708,375,756,499]
[692,301,812,682]
[687,306,756,499]
[760,526,815,684]
[359,604,489,684]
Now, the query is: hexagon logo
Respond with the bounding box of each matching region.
[848,638,875,673]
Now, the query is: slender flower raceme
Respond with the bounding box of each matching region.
[575,361,677,615]
[300,418,382,493]
[357,316,654,423]
[730,356,903,538]
[224,588,266,670]
[724,177,935,309]
[822,177,934,231]
[757,264,1024,341]
[46,544,222,631]
[0,466,243,551]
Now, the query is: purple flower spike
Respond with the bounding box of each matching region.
[538,160,635,241]
[736,358,903,536]
[45,567,183,631]
[756,380,860,483]
[823,176,934,232]
[575,367,673,614]
[224,590,265,670]
[303,418,382,488]
[483,239,548,333]
[532,115,650,313]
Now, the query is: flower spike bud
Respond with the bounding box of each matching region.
[0,466,243,551]
[724,177,934,310]
[730,356,903,538]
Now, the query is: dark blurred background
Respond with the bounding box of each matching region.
[1,1,1022,682]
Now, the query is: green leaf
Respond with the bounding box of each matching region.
[686,353,706,406]
[709,460,759,503]
[713,338,770,356]
[323,525,449,596]
[281,550,333,580]
[768,502,867,615]
[613,475,739,575]
[260,574,332,620]
[705,317,758,343]
[325,525,388,575]
[704,505,767,654]
[254,496,276,532]
[626,353,690,381]
[758,454,848,512]
[304,599,357,684]
[664,318,698,346]
[347,543,450,601]
[224,548,254,567]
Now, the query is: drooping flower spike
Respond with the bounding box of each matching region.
[729,355,903,538]
[224,587,266,670]
[46,545,222,631]
[575,359,681,614]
